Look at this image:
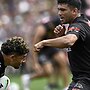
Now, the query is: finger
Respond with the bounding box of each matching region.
[35,48,40,52]
[54,29,59,34]
[56,25,63,30]
[34,46,40,52]
[37,48,40,51]
[34,45,39,51]
[54,28,60,33]
[54,30,57,33]
[59,25,63,29]
[56,26,61,30]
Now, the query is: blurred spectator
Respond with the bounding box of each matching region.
[81,0,90,19]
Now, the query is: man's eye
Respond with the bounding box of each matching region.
[61,9,66,11]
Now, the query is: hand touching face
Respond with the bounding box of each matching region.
[54,25,66,37]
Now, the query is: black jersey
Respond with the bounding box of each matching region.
[67,15,90,80]
[0,51,5,77]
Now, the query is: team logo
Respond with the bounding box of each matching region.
[68,27,80,32]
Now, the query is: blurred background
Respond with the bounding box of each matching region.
[0,0,89,90]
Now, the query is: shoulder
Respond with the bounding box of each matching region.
[68,23,81,32]
[35,24,47,34]
[69,15,88,31]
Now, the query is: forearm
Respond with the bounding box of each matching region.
[32,39,41,64]
[31,42,39,64]
[43,36,72,48]
[32,50,39,64]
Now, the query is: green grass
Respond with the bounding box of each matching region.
[8,74,71,90]
[31,79,47,90]
[9,75,48,90]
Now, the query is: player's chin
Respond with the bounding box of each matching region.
[61,20,65,24]
[61,19,67,24]
[14,66,19,69]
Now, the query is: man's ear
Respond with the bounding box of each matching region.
[10,55,15,61]
[72,8,79,15]
[10,55,14,58]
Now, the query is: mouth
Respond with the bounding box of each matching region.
[60,17,64,22]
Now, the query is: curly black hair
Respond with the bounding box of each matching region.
[1,36,29,55]
[57,0,81,10]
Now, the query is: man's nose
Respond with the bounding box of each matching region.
[58,11,61,16]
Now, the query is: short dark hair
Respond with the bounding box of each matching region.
[81,0,88,10]
[1,36,29,55]
[57,0,81,10]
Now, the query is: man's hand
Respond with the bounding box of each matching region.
[54,25,66,37]
[34,41,44,52]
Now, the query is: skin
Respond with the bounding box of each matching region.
[32,25,48,73]
[34,3,79,51]
[3,53,27,69]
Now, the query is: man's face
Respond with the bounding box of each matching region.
[57,4,76,24]
[10,54,27,69]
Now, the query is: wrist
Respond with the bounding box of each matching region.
[42,40,46,46]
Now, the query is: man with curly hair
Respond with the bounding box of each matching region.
[0,36,29,90]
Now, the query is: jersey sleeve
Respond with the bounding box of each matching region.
[66,23,86,41]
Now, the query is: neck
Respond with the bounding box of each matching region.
[75,13,81,18]
[70,13,81,24]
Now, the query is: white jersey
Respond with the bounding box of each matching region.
[0,76,10,90]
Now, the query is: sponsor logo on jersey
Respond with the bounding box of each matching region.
[68,27,80,32]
